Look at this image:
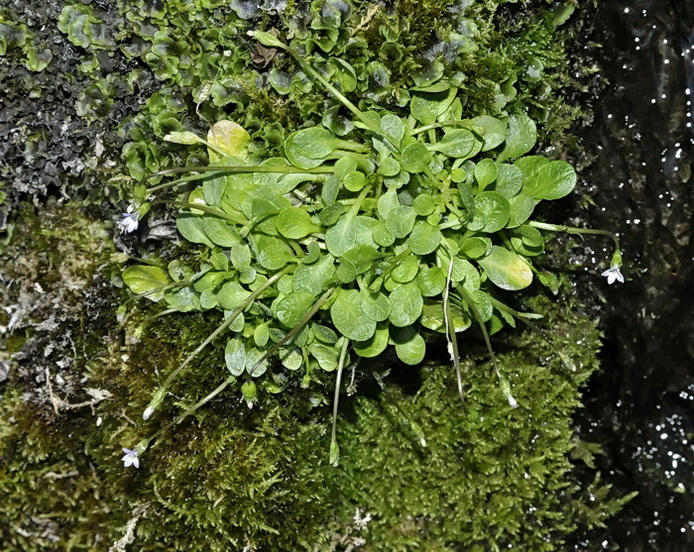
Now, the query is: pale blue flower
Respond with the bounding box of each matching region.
[117,205,139,234]
[121,447,140,469]
[601,266,624,285]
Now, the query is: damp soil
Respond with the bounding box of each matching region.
[573,1,694,550]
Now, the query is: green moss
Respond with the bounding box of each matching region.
[0,282,632,550]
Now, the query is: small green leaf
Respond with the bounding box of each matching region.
[431,129,477,158]
[276,207,320,239]
[468,192,510,233]
[525,160,576,200]
[361,291,391,322]
[380,113,405,144]
[474,158,498,189]
[325,215,377,257]
[510,225,545,256]
[230,244,251,270]
[413,194,436,216]
[372,221,395,247]
[392,255,420,284]
[246,347,268,377]
[248,30,286,49]
[254,323,270,348]
[354,323,390,358]
[293,254,336,295]
[400,143,432,173]
[377,189,400,220]
[218,281,252,310]
[273,291,316,328]
[410,88,455,125]
[507,194,537,228]
[312,323,339,344]
[176,214,214,247]
[514,156,549,182]
[469,115,507,151]
[207,120,251,161]
[257,244,295,270]
[210,252,229,271]
[386,205,417,239]
[495,164,524,198]
[202,216,240,247]
[388,283,423,327]
[343,171,367,192]
[460,237,492,259]
[497,113,537,162]
[123,265,171,301]
[163,131,202,145]
[309,343,339,371]
[415,265,446,297]
[330,289,376,341]
[393,326,426,365]
[408,221,442,255]
[478,246,533,290]
[225,338,246,376]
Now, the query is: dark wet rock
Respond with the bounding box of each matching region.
[574,1,694,550]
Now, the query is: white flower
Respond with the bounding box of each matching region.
[353,508,372,531]
[601,266,624,285]
[121,447,140,469]
[117,205,139,234]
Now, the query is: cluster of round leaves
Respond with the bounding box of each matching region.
[123,49,577,399]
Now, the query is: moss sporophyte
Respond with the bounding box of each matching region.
[117,30,624,468]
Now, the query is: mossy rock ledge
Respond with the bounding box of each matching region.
[1,1,633,550]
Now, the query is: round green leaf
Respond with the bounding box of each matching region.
[431,129,477,158]
[361,291,391,322]
[343,171,367,192]
[393,326,426,365]
[203,216,239,247]
[386,205,417,239]
[415,265,446,297]
[400,143,432,173]
[388,283,423,327]
[309,343,339,371]
[478,246,533,290]
[330,289,377,341]
[218,281,251,310]
[274,291,316,328]
[468,192,510,233]
[526,160,576,200]
[469,115,507,151]
[230,244,251,270]
[353,323,390,358]
[123,265,171,302]
[246,347,268,377]
[460,237,492,259]
[408,221,442,255]
[497,113,537,162]
[276,207,319,239]
[325,215,377,257]
[372,221,395,247]
[507,194,537,228]
[495,163,524,198]
[514,155,549,182]
[392,255,420,284]
[176,214,214,247]
[293,254,335,295]
[413,194,436,216]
